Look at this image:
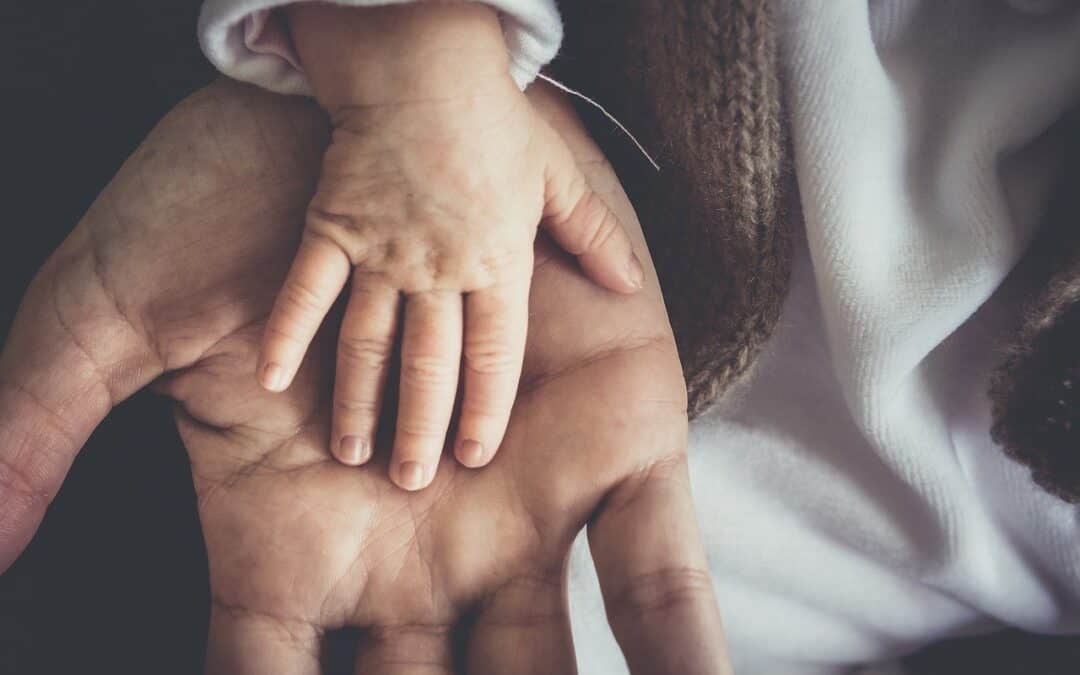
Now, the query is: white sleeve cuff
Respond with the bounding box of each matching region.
[197,0,563,95]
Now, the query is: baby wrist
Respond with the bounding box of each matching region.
[287,2,513,111]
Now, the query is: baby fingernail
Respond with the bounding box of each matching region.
[458,439,485,467]
[261,363,285,391]
[339,436,369,465]
[627,254,645,289]
[397,461,426,491]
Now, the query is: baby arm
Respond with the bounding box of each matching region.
[258,2,644,490]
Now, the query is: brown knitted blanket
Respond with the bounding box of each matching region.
[553,0,1080,502]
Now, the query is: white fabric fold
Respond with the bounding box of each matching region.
[197,0,562,94]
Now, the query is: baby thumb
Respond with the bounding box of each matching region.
[540,126,645,294]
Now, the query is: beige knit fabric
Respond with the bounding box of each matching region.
[556,0,793,418]
[556,0,1080,501]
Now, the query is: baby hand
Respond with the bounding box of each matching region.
[257,3,643,490]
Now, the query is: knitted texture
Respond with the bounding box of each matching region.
[558,0,1080,503]
[556,0,793,419]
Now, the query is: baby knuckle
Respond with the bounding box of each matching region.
[463,343,518,375]
[476,249,521,284]
[334,396,379,417]
[396,419,448,441]
[401,355,456,388]
[578,196,620,254]
[279,280,327,317]
[262,323,308,347]
[458,399,504,422]
[308,213,382,264]
[306,206,361,233]
[338,335,393,369]
[560,173,590,211]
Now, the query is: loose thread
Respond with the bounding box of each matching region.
[537,72,661,172]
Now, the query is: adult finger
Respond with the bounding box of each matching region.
[331,272,399,466]
[466,571,577,674]
[258,231,350,393]
[392,291,462,491]
[588,456,732,675]
[353,624,455,675]
[204,602,322,675]
[0,254,161,572]
[454,280,530,468]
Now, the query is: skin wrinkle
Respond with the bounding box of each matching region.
[461,340,520,379]
[604,566,717,622]
[359,620,457,669]
[0,428,56,509]
[597,454,689,521]
[408,497,441,622]
[49,256,126,408]
[402,470,471,615]
[330,85,525,139]
[210,596,324,661]
[517,334,675,399]
[331,475,453,623]
[315,484,383,624]
[94,194,171,374]
[356,510,418,599]
[554,186,623,256]
[329,80,513,118]
[180,315,270,397]
[0,374,85,455]
[182,398,331,512]
[501,464,549,559]
[305,207,370,242]
[470,567,567,630]
[588,455,713,630]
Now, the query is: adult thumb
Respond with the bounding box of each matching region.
[0,246,162,572]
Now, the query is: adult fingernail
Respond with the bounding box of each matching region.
[339,436,369,465]
[260,363,285,391]
[457,439,485,467]
[397,461,426,491]
[627,253,645,289]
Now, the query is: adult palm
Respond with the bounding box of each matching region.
[0,80,728,673]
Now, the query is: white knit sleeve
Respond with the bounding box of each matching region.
[197,0,562,95]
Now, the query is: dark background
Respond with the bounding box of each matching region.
[0,1,1078,673]
[0,3,215,674]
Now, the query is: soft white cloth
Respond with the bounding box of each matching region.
[568,1,1080,674]
[196,0,1080,673]
[197,0,562,93]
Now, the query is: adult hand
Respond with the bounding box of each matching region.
[0,81,325,570]
[0,80,730,673]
